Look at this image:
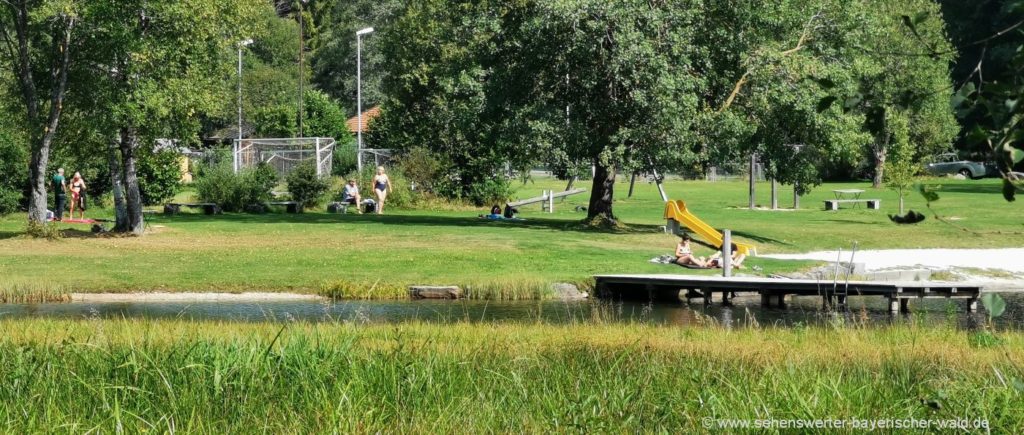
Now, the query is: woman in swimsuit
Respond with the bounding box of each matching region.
[68,172,87,220]
[673,234,707,268]
[372,166,392,214]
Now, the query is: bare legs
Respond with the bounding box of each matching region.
[374,189,388,214]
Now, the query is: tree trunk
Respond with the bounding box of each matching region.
[872,113,890,189]
[27,145,52,223]
[107,137,129,231]
[119,128,145,235]
[898,190,905,215]
[872,145,888,189]
[586,160,616,222]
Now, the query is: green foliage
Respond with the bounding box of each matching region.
[286,162,329,210]
[0,128,27,215]
[884,111,919,214]
[303,90,352,141]
[136,150,182,206]
[332,140,358,176]
[982,293,1007,319]
[194,161,277,212]
[24,221,62,240]
[395,147,451,197]
[253,104,298,138]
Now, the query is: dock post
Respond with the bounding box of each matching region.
[967,297,978,313]
[837,294,847,309]
[899,298,910,313]
[722,230,732,277]
[887,297,899,313]
[777,294,787,309]
[761,293,771,307]
[702,289,711,306]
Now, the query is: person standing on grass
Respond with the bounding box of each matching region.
[372,166,392,214]
[52,168,67,221]
[68,171,87,220]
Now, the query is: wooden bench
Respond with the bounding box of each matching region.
[824,199,880,211]
[267,201,299,213]
[164,202,221,215]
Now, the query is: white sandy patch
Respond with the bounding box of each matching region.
[764,248,1024,274]
[71,292,326,302]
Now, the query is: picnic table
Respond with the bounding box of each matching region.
[824,189,880,211]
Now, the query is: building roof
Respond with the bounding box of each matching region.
[346,106,381,133]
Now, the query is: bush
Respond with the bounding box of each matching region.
[194,161,277,212]
[396,147,450,195]
[464,178,514,207]
[352,165,413,209]
[332,141,357,176]
[0,128,27,215]
[286,162,329,210]
[137,150,183,205]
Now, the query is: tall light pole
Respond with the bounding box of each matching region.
[235,38,254,174]
[297,0,309,138]
[356,27,374,173]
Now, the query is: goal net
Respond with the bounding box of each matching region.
[233,137,335,177]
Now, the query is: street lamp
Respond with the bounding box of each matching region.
[298,0,310,137]
[356,27,374,173]
[235,38,254,174]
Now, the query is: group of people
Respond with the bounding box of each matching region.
[672,234,746,269]
[51,168,87,221]
[341,166,392,214]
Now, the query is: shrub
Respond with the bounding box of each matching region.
[464,177,513,207]
[332,141,358,176]
[286,162,329,210]
[137,150,183,205]
[352,165,413,209]
[396,147,449,195]
[0,128,27,215]
[194,161,277,212]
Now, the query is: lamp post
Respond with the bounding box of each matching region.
[356,27,374,173]
[298,0,309,138]
[235,38,254,174]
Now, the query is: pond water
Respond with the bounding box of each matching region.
[1,293,1022,329]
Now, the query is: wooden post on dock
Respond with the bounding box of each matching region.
[722,230,732,278]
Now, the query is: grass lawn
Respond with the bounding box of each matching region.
[0,318,1020,432]
[0,176,1020,297]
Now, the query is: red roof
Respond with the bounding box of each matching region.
[346,106,381,133]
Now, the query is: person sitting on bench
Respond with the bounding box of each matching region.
[708,243,746,269]
[342,179,362,214]
[671,234,707,268]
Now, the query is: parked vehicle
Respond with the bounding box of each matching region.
[924,153,987,179]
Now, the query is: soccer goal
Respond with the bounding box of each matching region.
[233,137,335,177]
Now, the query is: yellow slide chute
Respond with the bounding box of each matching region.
[663,200,756,256]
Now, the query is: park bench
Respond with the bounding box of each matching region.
[328,199,376,214]
[267,201,299,213]
[824,199,881,211]
[164,202,221,215]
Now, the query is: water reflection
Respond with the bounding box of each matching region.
[0,293,1020,329]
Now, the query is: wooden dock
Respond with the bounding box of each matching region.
[594,274,985,313]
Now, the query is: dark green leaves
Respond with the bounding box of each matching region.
[981,293,1007,319]
[816,96,837,113]
[917,184,940,203]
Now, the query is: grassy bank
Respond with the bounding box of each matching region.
[0,177,1019,298]
[0,318,1020,432]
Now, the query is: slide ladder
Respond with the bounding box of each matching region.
[663,200,756,256]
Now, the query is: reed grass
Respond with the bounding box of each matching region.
[0,280,70,303]
[0,319,1020,432]
[319,277,558,300]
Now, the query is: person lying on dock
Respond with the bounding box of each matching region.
[708,243,746,269]
[671,234,708,268]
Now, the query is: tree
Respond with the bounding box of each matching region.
[0,0,77,225]
[72,0,263,234]
[883,111,918,214]
[941,0,1024,200]
[310,0,402,115]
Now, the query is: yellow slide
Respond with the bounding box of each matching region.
[664,200,756,256]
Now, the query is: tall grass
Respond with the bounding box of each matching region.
[0,280,70,303]
[0,319,1021,432]
[319,278,559,300]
